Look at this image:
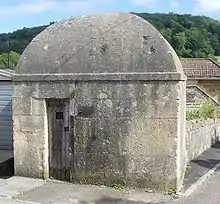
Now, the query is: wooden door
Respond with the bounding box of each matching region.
[47,100,72,181]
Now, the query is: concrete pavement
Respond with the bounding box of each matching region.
[167,168,220,204]
[18,181,171,204]
[1,171,220,204]
[0,197,40,204]
[1,146,220,204]
[0,177,172,204]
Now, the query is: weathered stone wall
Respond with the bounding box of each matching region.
[186,86,216,104]
[193,80,220,104]
[12,81,75,178]
[12,74,186,192]
[12,12,187,192]
[70,80,186,191]
[186,79,199,86]
[186,119,220,162]
[186,85,219,110]
[186,79,220,104]
[177,81,187,188]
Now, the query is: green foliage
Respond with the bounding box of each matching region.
[0,25,49,55]
[212,106,220,118]
[134,13,220,58]
[186,109,200,121]
[0,51,20,69]
[1,13,220,59]
[186,100,220,121]
[216,56,220,63]
[111,183,125,190]
[198,100,215,119]
[165,188,177,196]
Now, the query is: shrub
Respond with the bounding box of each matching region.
[186,108,199,121]
[213,106,220,118]
[186,100,220,121]
[198,100,215,120]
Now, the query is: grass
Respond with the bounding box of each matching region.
[215,56,220,63]
[164,188,177,196]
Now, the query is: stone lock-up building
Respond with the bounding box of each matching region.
[13,13,187,191]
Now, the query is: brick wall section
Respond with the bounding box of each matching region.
[186,119,220,162]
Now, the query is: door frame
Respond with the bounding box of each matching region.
[46,98,72,181]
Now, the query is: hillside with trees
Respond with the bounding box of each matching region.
[0,51,20,69]
[0,13,220,68]
[0,24,50,68]
[136,13,220,59]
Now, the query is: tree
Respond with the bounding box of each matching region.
[1,13,220,59]
[160,28,172,43]
[0,24,48,54]
[134,13,220,58]
[0,51,20,69]
[185,28,215,58]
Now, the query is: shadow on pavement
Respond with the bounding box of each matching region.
[191,142,220,170]
[85,197,165,204]
[183,142,220,192]
[192,159,220,169]
[210,142,220,149]
[0,157,14,179]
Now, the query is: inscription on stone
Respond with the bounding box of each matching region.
[76,106,95,118]
[142,35,157,54]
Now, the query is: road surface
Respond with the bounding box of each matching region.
[168,168,220,204]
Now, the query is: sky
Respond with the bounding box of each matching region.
[1,0,220,33]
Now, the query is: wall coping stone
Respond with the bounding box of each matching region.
[12,72,187,82]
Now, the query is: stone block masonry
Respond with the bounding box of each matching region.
[12,13,187,192]
[186,119,220,162]
[12,74,186,191]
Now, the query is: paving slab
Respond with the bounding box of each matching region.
[0,177,46,199]
[0,197,40,204]
[166,168,220,204]
[1,143,220,204]
[183,142,220,192]
[18,180,172,204]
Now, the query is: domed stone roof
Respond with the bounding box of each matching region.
[16,13,183,74]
